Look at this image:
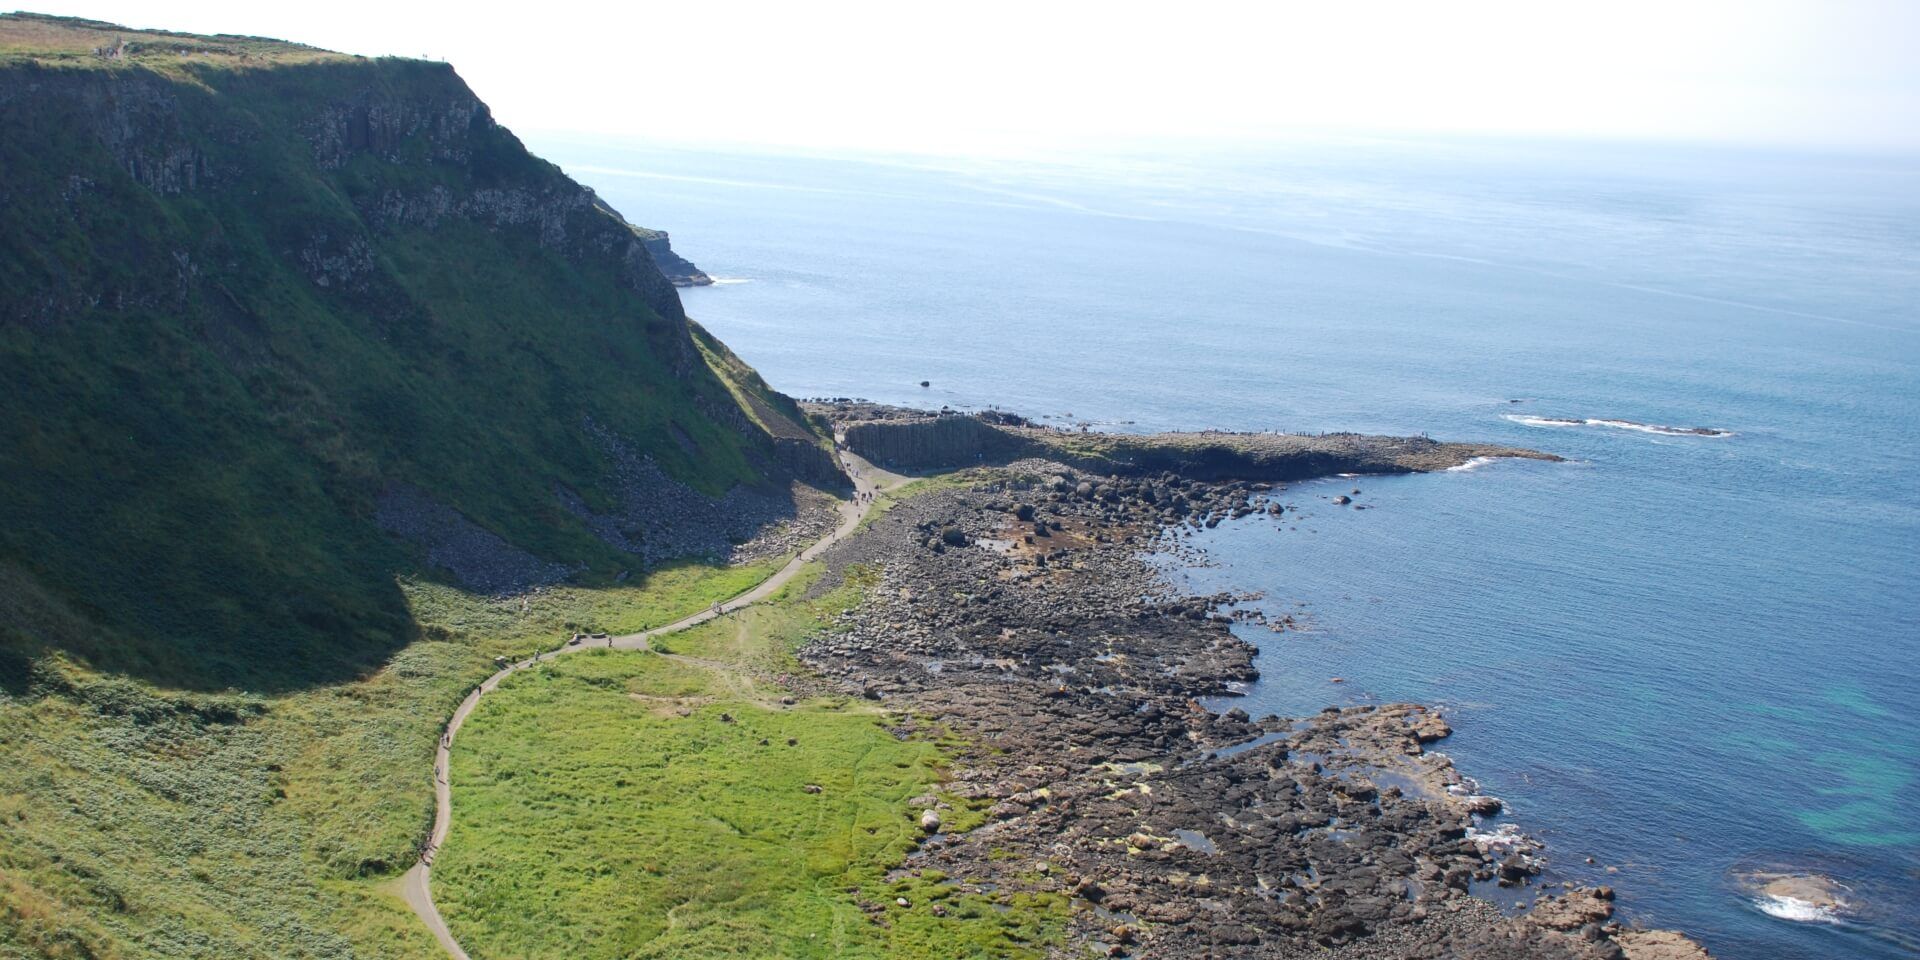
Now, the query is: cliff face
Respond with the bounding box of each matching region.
[839,413,1037,469]
[638,229,713,286]
[0,14,832,689]
[7,48,689,336]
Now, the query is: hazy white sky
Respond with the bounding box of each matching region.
[23,0,1920,155]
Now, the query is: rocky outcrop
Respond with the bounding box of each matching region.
[839,412,1035,469]
[296,70,692,331]
[303,78,489,170]
[356,178,691,330]
[769,436,846,486]
[61,67,212,195]
[815,403,1559,479]
[638,229,712,287]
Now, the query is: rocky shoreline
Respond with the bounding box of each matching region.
[790,449,1708,959]
[809,401,1561,480]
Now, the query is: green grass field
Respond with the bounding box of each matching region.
[0,561,784,960]
[432,566,1067,959]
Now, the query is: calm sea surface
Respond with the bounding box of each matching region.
[537,133,1920,958]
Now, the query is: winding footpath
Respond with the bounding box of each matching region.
[397,451,905,959]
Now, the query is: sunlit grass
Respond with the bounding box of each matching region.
[0,560,790,959]
[433,565,1066,959]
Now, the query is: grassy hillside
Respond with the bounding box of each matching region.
[0,13,841,959]
[0,562,780,960]
[0,13,828,692]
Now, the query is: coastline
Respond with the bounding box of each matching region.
[786,408,1708,958]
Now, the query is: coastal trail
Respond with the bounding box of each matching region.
[397,451,908,960]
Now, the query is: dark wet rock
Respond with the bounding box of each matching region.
[1499,853,1536,884]
[785,458,1700,960]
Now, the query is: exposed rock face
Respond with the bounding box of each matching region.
[639,230,713,287]
[301,75,714,293]
[60,68,212,196]
[299,73,694,334]
[304,80,489,169]
[839,411,1034,468]
[355,178,692,335]
[8,54,706,330]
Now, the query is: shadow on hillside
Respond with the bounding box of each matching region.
[0,479,846,697]
[0,648,31,696]
[0,558,427,695]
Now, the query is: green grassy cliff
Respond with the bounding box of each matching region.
[0,14,846,959]
[0,13,832,692]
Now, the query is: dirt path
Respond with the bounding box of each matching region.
[398,451,907,959]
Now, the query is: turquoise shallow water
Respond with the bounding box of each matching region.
[540,134,1920,957]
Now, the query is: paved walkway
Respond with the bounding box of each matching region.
[398,451,905,958]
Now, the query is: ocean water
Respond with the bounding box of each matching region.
[536,133,1920,958]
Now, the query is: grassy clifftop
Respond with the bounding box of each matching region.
[0,13,829,691]
[0,12,348,66]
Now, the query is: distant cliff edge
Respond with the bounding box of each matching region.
[636,228,713,286]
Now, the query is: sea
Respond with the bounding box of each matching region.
[533,131,1920,958]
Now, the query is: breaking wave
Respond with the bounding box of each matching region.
[1503,414,1733,437]
[1754,895,1844,924]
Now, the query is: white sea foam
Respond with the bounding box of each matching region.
[1502,414,1733,437]
[1503,414,1585,428]
[1446,456,1500,472]
[1465,822,1539,853]
[706,277,754,285]
[1588,418,1734,437]
[1754,895,1844,924]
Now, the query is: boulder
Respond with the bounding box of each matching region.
[1616,929,1713,960]
[1527,888,1614,931]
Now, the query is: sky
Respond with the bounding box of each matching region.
[17,0,1920,156]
